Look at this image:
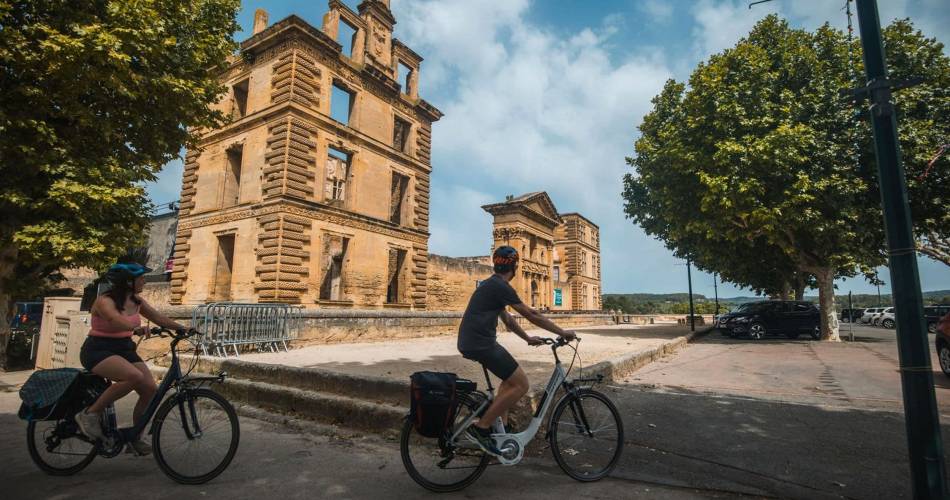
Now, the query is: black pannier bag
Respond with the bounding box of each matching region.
[409,371,458,438]
[18,368,110,421]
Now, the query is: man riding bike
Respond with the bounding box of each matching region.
[457,245,576,455]
[75,258,187,455]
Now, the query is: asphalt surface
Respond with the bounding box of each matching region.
[615,324,950,499]
[2,323,946,499]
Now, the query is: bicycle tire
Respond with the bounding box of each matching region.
[152,388,240,485]
[401,395,489,492]
[27,418,97,476]
[549,388,624,482]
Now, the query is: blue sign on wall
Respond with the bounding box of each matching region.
[554,288,562,306]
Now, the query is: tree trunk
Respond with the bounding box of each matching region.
[815,268,839,341]
[794,273,805,301]
[0,245,17,371]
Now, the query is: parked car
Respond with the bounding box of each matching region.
[717,300,820,340]
[926,305,950,334]
[840,308,865,323]
[10,301,42,329]
[871,307,894,326]
[875,308,896,328]
[934,312,950,377]
[859,307,885,324]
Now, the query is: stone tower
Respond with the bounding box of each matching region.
[170,1,442,308]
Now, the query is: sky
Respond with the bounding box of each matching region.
[145,0,950,298]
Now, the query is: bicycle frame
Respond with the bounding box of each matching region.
[99,334,224,450]
[448,342,581,466]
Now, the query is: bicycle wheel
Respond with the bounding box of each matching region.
[401,395,489,492]
[152,388,240,485]
[549,389,624,482]
[27,417,97,475]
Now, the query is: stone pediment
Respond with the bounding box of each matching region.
[481,191,561,226]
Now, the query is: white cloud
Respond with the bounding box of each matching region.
[392,0,675,292]
[640,0,674,24]
[691,0,780,59]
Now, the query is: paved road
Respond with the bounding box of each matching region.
[612,324,950,499]
[3,324,946,499]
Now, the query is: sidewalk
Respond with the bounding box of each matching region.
[236,324,700,388]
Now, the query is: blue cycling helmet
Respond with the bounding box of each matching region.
[103,262,151,286]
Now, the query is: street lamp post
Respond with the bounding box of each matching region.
[714,272,720,315]
[853,1,946,496]
[686,256,695,332]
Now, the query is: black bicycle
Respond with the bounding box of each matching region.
[26,327,240,484]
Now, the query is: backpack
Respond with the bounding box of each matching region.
[409,371,458,438]
[18,369,109,421]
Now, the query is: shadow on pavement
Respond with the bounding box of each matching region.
[611,383,950,500]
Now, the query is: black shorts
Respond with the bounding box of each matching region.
[80,336,143,370]
[461,344,519,381]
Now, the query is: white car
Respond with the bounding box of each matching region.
[871,307,894,326]
[860,307,884,324]
[875,307,896,328]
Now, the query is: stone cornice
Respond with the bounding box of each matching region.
[484,204,559,229]
[555,238,600,253]
[559,212,599,229]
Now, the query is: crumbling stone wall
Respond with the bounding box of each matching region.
[425,254,493,310]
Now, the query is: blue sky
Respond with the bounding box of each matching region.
[145,0,950,298]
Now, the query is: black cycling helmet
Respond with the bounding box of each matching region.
[493,245,519,273]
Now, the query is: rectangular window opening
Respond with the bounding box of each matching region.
[393,115,410,152]
[338,19,357,58]
[223,144,243,208]
[398,62,413,95]
[213,234,235,301]
[389,172,409,225]
[325,147,350,206]
[319,235,349,301]
[553,266,560,283]
[331,82,354,124]
[232,79,249,119]
[386,248,407,304]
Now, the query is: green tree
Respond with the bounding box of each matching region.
[623,17,948,341]
[0,0,239,365]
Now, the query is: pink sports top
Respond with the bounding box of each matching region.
[89,309,141,339]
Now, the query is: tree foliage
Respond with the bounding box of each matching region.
[0,0,239,364]
[623,16,949,341]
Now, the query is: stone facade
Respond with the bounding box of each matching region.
[425,254,493,310]
[170,2,442,309]
[482,193,602,311]
[554,213,602,311]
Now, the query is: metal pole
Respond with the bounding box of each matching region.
[848,291,854,342]
[686,256,695,332]
[877,279,883,307]
[855,1,945,496]
[714,272,720,315]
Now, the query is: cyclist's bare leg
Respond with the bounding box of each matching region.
[87,356,146,414]
[475,367,528,430]
[131,362,157,427]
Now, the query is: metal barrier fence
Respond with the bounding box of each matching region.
[192,303,302,357]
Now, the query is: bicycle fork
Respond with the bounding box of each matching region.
[176,394,203,439]
[566,396,594,437]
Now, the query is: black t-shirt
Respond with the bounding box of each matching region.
[457,274,523,352]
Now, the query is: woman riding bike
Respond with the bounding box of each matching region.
[75,259,186,455]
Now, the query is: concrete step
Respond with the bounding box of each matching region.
[156,356,409,407]
[151,366,406,435]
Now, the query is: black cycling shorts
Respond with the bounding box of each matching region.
[80,336,143,370]
[461,343,519,381]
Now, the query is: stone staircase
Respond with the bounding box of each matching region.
[153,357,409,435]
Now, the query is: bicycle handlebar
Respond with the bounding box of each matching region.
[541,336,580,347]
[149,326,201,339]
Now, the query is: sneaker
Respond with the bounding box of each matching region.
[75,410,105,442]
[465,425,502,456]
[126,438,152,456]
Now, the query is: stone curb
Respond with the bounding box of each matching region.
[154,327,712,434]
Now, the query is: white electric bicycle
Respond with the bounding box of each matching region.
[400,336,624,492]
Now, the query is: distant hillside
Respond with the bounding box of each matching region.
[602,290,950,314]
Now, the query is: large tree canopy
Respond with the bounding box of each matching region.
[623,16,949,341]
[0,0,239,365]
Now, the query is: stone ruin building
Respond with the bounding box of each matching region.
[169,1,442,309]
[483,193,602,311]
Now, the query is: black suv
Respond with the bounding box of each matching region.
[717,301,821,340]
[840,308,865,323]
[926,305,950,333]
